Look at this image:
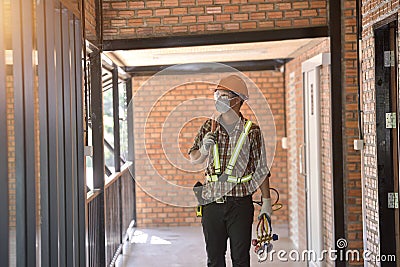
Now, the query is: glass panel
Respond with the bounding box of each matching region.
[86,118,94,190]
[85,54,93,190]
[103,81,115,174]
[119,81,128,164]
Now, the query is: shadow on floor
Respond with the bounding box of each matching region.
[115,224,307,267]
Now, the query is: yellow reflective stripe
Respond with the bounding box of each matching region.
[227,176,237,183]
[240,174,252,183]
[206,175,218,182]
[210,120,253,183]
[213,143,221,174]
[225,120,253,175]
[244,120,253,133]
[208,174,252,183]
[226,174,253,183]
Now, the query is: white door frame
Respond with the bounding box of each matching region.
[301,53,330,267]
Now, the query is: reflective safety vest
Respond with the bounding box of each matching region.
[206,120,253,184]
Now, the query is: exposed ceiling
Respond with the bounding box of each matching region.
[105,37,328,68]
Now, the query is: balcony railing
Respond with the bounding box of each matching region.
[87,162,135,266]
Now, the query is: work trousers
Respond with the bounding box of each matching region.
[201,195,254,267]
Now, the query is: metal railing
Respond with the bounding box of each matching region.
[85,42,134,267]
[87,162,135,267]
[87,189,103,267]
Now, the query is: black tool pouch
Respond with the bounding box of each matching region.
[193,181,205,205]
[193,181,204,217]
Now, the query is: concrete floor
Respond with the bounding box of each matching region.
[115,225,306,267]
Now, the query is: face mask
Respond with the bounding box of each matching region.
[215,96,231,113]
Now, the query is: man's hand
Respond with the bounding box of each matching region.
[199,132,216,156]
[258,198,272,220]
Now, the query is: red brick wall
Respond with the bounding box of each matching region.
[85,0,96,41]
[102,0,328,39]
[285,38,332,255]
[3,0,15,229]
[246,71,288,227]
[361,1,400,264]
[5,0,41,230]
[285,69,300,247]
[6,74,40,229]
[132,70,288,227]
[284,0,363,262]
[7,73,16,229]
[60,0,80,15]
[320,59,334,265]
[343,0,363,265]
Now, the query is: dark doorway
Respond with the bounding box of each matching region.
[375,19,398,265]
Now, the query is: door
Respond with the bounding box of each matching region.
[304,68,323,267]
[374,20,399,266]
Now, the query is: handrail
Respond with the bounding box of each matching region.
[86,160,135,266]
[86,189,102,203]
[86,162,132,201]
[104,161,132,189]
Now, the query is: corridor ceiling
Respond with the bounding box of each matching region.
[105,37,327,67]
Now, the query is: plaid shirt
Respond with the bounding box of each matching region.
[188,113,270,199]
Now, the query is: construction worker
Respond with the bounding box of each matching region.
[188,74,272,267]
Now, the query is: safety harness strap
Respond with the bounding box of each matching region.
[207,174,253,183]
[225,120,252,175]
[213,143,221,174]
[210,120,253,184]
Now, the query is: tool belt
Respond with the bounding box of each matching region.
[213,194,252,204]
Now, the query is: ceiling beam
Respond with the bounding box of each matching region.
[125,59,290,76]
[103,26,328,51]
